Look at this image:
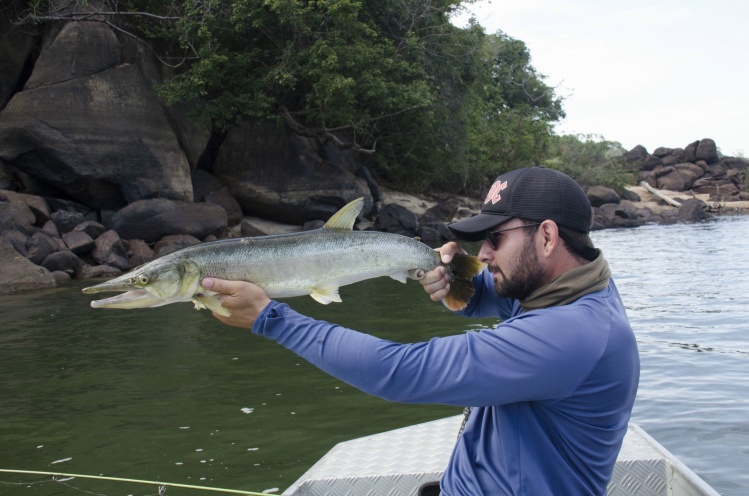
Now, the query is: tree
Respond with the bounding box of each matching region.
[13,0,567,195]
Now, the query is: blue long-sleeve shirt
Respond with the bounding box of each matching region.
[252,270,639,495]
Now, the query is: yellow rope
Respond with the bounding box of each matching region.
[0,468,272,495]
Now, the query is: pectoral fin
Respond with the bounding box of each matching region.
[193,293,231,317]
[309,283,343,305]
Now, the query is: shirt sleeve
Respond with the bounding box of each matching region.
[252,298,609,407]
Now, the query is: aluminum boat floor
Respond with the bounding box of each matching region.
[283,416,719,496]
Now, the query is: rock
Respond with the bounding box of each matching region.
[73,220,107,239]
[0,63,193,210]
[240,221,267,237]
[26,232,59,265]
[126,239,155,268]
[154,234,201,257]
[41,250,80,274]
[42,220,60,238]
[656,163,704,191]
[92,230,129,270]
[421,199,460,223]
[213,120,371,224]
[676,199,711,223]
[50,210,87,233]
[619,189,641,202]
[0,229,28,256]
[652,147,672,158]
[110,198,228,243]
[0,241,56,294]
[121,178,160,203]
[303,220,325,231]
[77,264,122,279]
[683,140,700,163]
[51,271,72,284]
[695,138,719,164]
[0,13,37,108]
[0,201,34,234]
[191,169,225,202]
[638,155,662,171]
[622,145,649,163]
[586,186,621,207]
[420,221,455,243]
[204,187,243,226]
[356,166,382,203]
[375,203,420,236]
[24,20,120,90]
[0,190,49,226]
[62,229,95,254]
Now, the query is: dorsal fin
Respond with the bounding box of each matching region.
[323,198,364,230]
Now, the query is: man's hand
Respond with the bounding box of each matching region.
[419,241,467,303]
[201,278,271,329]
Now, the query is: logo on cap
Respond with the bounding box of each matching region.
[484,180,508,205]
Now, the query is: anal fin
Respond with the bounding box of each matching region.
[309,283,343,305]
[193,293,231,317]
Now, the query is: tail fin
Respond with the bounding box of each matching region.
[443,254,485,311]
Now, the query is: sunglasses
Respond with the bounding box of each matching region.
[484,223,541,250]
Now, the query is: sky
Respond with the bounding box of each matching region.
[452,0,749,156]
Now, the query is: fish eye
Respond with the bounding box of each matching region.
[138,274,150,285]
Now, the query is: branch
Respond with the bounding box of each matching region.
[280,106,377,155]
[639,181,682,207]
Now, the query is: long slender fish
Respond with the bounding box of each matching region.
[83,198,485,315]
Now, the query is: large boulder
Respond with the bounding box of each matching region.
[213,120,371,224]
[375,203,420,237]
[695,138,719,164]
[586,186,621,207]
[24,21,120,90]
[676,199,711,223]
[0,241,56,294]
[0,13,37,108]
[110,198,227,243]
[0,49,193,209]
[656,163,705,191]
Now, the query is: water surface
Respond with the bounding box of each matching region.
[0,215,747,495]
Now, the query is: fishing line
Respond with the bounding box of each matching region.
[0,469,271,495]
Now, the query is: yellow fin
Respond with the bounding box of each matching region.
[442,254,486,311]
[193,294,231,317]
[309,283,343,305]
[323,198,364,230]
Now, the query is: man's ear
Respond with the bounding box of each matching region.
[538,220,561,257]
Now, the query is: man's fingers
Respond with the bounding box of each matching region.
[202,277,244,295]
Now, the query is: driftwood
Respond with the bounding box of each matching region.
[639,181,682,207]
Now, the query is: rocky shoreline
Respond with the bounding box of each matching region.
[1,150,747,296]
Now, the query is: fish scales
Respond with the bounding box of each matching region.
[174,230,440,298]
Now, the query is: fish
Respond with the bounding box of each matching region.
[82,198,485,316]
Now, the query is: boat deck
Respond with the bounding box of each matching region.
[283,416,719,496]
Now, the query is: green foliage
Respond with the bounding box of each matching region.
[542,134,634,191]
[16,0,574,195]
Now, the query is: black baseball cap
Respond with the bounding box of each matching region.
[449,167,592,242]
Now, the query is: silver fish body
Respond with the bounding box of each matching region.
[83,199,484,315]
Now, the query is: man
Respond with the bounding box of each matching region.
[203,167,640,495]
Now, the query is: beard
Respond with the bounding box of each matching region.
[490,235,548,301]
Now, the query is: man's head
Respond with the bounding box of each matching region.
[449,167,597,262]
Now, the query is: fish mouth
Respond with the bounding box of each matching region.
[86,289,154,309]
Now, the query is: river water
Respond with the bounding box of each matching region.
[0,215,747,495]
